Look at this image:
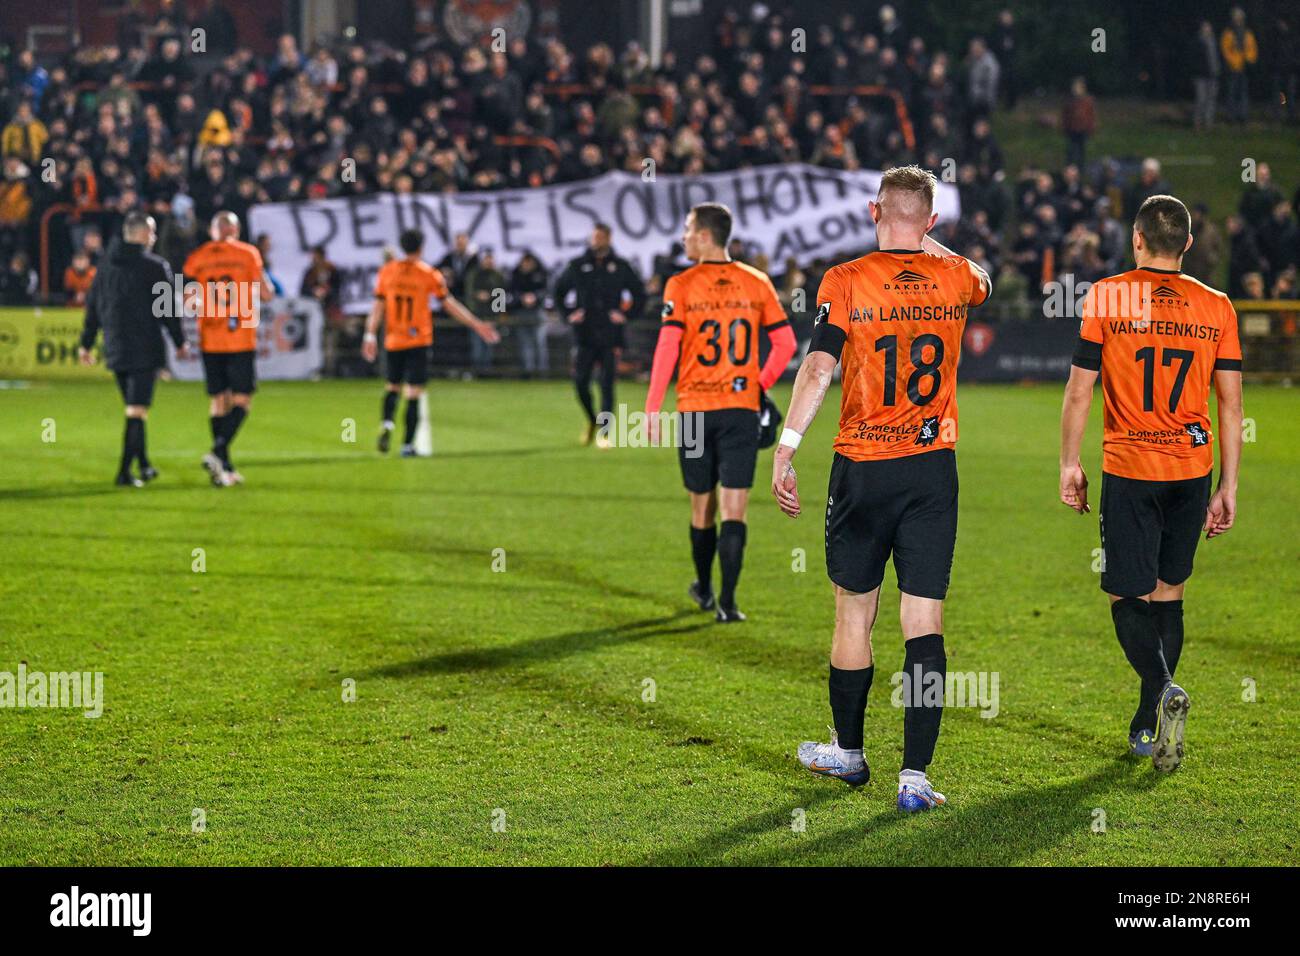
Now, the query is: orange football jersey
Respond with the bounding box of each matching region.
[1076,267,1241,481]
[815,249,987,460]
[374,258,449,351]
[183,239,265,353]
[661,260,788,412]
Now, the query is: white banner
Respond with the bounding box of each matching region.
[166,296,325,381]
[249,164,961,314]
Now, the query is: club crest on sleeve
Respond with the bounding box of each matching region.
[661,300,674,318]
[815,302,831,325]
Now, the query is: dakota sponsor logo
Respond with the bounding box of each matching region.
[50,886,151,936]
[883,269,939,293]
[0,664,103,718]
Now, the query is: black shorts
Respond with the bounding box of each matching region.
[678,407,759,493]
[1099,470,1211,598]
[201,350,257,396]
[386,346,430,386]
[825,448,958,599]
[114,369,156,407]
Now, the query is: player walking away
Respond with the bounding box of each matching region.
[183,211,271,487]
[553,223,645,448]
[771,166,991,812]
[645,203,797,623]
[362,228,500,457]
[77,212,192,486]
[1060,195,1243,774]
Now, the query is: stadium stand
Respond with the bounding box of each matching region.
[0,2,1296,376]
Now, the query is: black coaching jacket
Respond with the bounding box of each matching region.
[79,239,187,372]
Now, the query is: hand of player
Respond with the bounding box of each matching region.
[479,323,501,345]
[1060,462,1089,514]
[567,309,585,325]
[1205,486,1236,539]
[772,449,800,517]
[177,342,193,361]
[645,411,660,445]
[78,347,96,367]
[609,310,627,325]
[361,336,378,363]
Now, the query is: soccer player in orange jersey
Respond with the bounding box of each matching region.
[362,229,500,457]
[645,204,798,622]
[1060,194,1243,773]
[771,166,991,811]
[184,211,272,486]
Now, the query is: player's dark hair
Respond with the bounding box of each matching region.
[692,203,733,247]
[1134,195,1191,257]
[593,221,612,235]
[399,229,424,254]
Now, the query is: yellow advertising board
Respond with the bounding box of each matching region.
[0,308,107,381]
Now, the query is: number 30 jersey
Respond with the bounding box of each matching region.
[661,261,790,413]
[812,249,987,461]
[1074,267,1241,482]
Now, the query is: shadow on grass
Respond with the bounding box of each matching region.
[655,754,1143,867]
[0,482,194,501]
[362,610,710,678]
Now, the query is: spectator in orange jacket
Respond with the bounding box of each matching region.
[1221,6,1258,123]
[1061,77,1096,169]
[63,250,97,306]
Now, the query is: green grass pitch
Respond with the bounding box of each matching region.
[0,374,1296,865]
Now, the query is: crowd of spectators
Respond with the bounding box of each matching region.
[0,1,1296,359]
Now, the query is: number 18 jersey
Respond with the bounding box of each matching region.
[814,249,987,461]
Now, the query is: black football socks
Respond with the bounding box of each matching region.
[403,397,420,446]
[382,390,398,426]
[219,405,248,469]
[717,520,746,611]
[119,417,144,478]
[1150,599,1184,678]
[901,633,946,773]
[689,524,717,597]
[1112,597,1172,736]
[829,664,874,751]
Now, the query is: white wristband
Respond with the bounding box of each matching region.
[363,332,377,343]
[779,427,803,450]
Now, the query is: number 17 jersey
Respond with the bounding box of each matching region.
[814,249,987,461]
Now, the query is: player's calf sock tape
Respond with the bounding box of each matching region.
[829,664,874,751]
[717,520,747,608]
[689,524,717,594]
[901,633,946,773]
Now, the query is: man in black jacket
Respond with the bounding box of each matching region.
[553,223,645,446]
[78,212,192,487]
